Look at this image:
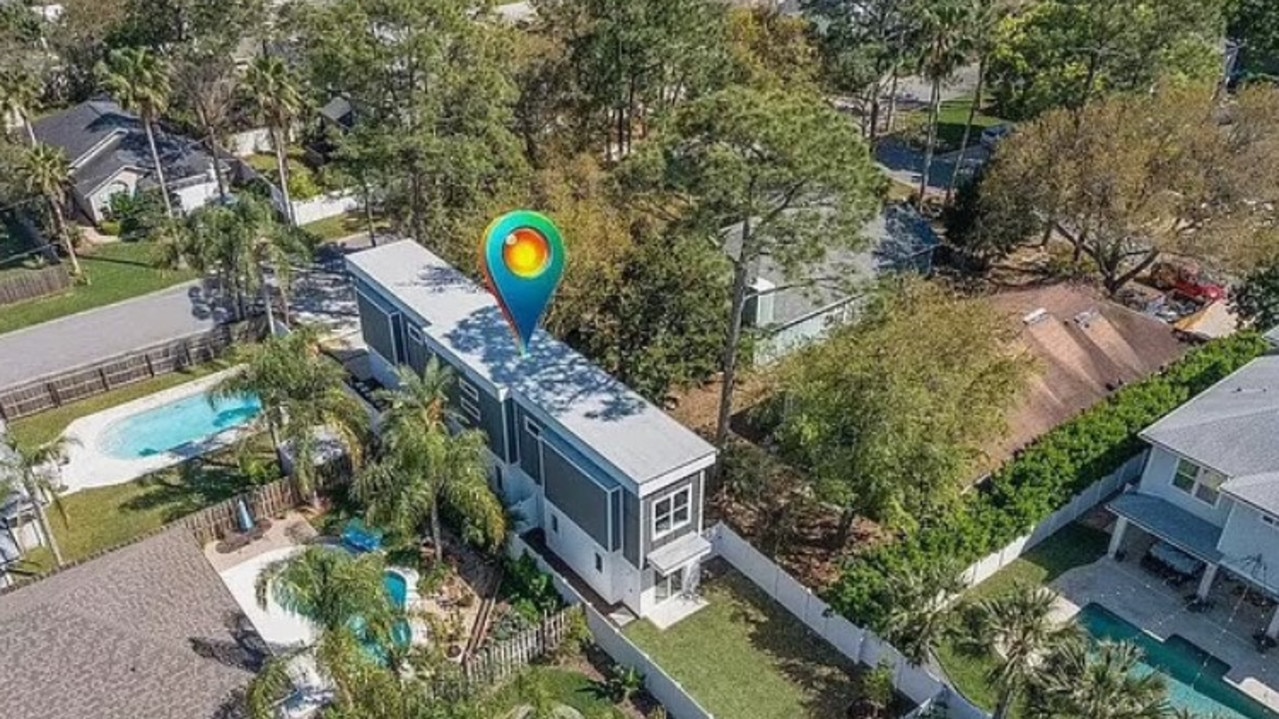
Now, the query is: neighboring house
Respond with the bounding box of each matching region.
[724,203,940,363]
[1108,355,1279,638]
[0,439,49,587]
[29,99,226,224]
[983,284,1189,469]
[317,95,356,134]
[347,241,718,622]
[0,527,261,718]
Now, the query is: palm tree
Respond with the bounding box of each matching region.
[975,584,1077,719]
[0,65,41,145]
[913,0,974,209]
[946,0,1005,204]
[244,56,305,226]
[354,361,506,561]
[16,144,84,279]
[877,560,964,666]
[256,545,395,634]
[213,326,367,502]
[99,47,175,218]
[0,435,76,567]
[1029,640,1169,719]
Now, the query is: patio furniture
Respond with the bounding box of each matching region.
[1143,541,1203,585]
[341,518,383,554]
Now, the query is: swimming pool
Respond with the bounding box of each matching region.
[384,571,413,648]
[1078,603,1279,719]
[99,391,262,459]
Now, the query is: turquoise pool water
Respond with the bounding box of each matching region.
[1078,603,1279,719]
[100,391,262,459]
[384,571,412,648]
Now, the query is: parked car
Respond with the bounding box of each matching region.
[1149,261,1227,304]
[980,124,1013,150]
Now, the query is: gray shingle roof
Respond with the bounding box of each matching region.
[0,527,260,719]
[721,203,940,327]
[30,99,218,198]
[1141,355,1279,511]
[347,241,717,487]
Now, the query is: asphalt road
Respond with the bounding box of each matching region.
[0,282,227,389]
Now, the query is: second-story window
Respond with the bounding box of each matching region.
[653,486,692,539]
[458,379,480,422]
[1172,458,1224,506]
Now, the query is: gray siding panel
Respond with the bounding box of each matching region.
[503,398,518,463]
[544,444,610,547]
[356,291,396,365]
[642,473,701,557]
[516,406,542,483]
[405,333,429,376]
[477,389,505,459]
[623,491,639,567]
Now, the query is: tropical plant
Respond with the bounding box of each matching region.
[244,56,305,226]
[606,664,645,704]
[0,65,41,144]
[99,47,175,217]
[256,545,395,635]
[354,361,506,560]
[213,326,368,502]
[16,144,84,279]
[912,0,975,207]
[973,584,1079,719]
[860,661,896,718]
[876,559,964,666]
[0,434,76,567]
[1028,639,1169,719]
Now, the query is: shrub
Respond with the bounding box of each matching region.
[827,333,1270,627]
[501,551,564,615]
[98,219,122,236]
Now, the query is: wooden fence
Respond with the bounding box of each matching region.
[0,264,72,306]
[462,607,577,687]
[0,321,258,422]
[183,477,305,545]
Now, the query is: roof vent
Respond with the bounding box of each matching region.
[1074,309,1099,328]
[1023,308,1049,326]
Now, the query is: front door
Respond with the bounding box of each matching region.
[655,566,684,603]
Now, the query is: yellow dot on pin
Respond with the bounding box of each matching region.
[503,228,551,278]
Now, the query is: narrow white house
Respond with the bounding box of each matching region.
[1109,354,1279,637]
[347,241,718,626]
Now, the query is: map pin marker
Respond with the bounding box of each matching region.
[479,210,567,355]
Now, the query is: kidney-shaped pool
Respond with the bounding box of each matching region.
[98,390,263,459]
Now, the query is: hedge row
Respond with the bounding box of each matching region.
[827,332,1271,627]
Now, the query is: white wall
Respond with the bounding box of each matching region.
[84,169,142,223]
[173,178,222,216]
[291,191,360,226]
[1137,445,1234,526]
[1217,503,1279,592]
[543,502,615,604]
[225,127,273,157]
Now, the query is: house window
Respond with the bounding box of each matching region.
[655,567,684,602]
[459,397,480,422]
[1172,458,1225,506]
[652,486,692,539]
[595,553,603,573]
[459,379,479,401]
[1263,513,1279,529]
[406,325,423,343]
[551,514,559,534]
[524,416,541,438]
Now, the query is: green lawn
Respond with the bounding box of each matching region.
[9,433,271,576]
[625,564,861,719]
[301,211,387,243]
[486,667,619,718]
[6,361,231,450]
[0,241,198,336]
[897,96,1010,153]
[934,522,1111,713]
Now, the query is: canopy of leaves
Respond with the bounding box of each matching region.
[777,278,1032,529]
[977,84,1279,293]
[986,0,1227,120]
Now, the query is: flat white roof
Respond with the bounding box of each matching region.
[347,241,717,486]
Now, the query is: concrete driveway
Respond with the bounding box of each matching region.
[0,282,229,389]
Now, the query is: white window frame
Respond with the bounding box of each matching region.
[406,324,423,343]
[523,416,541,438]
[458,379,479,402]
[1172,458,1225,506]
[652,486,692,540]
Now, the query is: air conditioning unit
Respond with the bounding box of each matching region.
[744,277,776,328]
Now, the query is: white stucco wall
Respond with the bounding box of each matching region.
[1217,501,1279,589]
[84,169,142,223]
[1137,444,1235,526]
[543,501,616,604]
[173,178,222,216]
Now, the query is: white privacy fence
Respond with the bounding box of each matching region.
[506,534,715,719]
[958,450,1146,588]
[706,523,977,718]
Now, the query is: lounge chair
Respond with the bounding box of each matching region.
[341,518,384,554]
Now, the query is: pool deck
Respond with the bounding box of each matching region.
[1051,555,1279,714]
[57,367,254,493]
[211,516,320,651]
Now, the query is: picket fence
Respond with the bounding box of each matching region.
[462,607,576,687]
[958,450,1146,588]
[507,534,717,719]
